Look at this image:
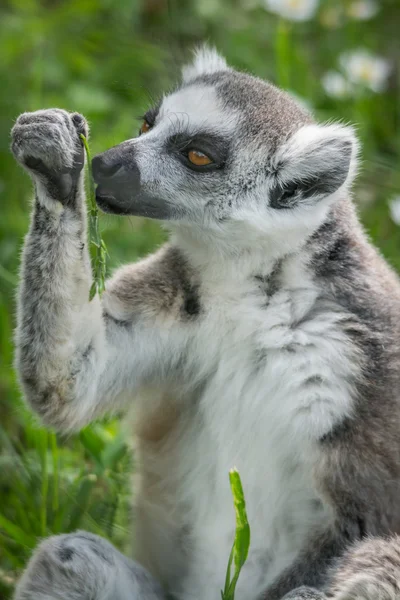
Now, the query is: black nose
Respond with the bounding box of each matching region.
[92,149,123,181]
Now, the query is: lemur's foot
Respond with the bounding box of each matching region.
[14,531,166,600]
[11,109,88,203]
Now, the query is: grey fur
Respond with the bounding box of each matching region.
[262,202,400,600]
[329,536,400,599]
[281,588,326,600]
[189,70,313,152]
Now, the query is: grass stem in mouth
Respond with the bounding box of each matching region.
[80,133,107,301]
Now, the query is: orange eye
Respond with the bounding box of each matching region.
[140,120,151,135]
[188,150,213,166]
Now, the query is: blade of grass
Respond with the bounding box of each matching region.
[223,546,234,599]
[0,515,36,549]
[65,474,97,532]
[221,469,251,600]
[80,133,107,300]
[39,429,49,537]
[50,432,59,513]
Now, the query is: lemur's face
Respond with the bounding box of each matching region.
[93,48,357,234]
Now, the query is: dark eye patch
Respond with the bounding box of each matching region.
[137,103,161,128]
[166,132,229,172]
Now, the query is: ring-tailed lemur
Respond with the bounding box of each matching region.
[11,47,400,600]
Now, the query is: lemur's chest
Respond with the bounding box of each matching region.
[191,278,357,445]
[134,281,357,599]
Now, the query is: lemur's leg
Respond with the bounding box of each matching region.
[327,535,400,600]
[280,536,400,599]
[264,429,400,600]
[13,531,166,600]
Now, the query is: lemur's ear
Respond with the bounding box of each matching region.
[269,124,359,210]
[182,46,230,83]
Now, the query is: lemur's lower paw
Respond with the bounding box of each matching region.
[332,578,400,600]
[11,109,88,203]
[13,531,116,600]
[14,531,166,600]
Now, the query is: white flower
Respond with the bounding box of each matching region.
[388,196,400,226]
[347,0,379,20]
[322,71,352,98]
[340,50,391,93]
[264,0,319,22]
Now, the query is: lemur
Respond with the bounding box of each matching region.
[10,47,400,600]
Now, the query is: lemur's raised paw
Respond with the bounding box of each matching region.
[11,109,88,203]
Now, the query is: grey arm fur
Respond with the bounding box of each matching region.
[12,109,120,430]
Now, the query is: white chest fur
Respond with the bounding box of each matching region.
[134,259,358,600]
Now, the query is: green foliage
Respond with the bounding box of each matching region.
[222,470,251,600]
[0,0,399,596]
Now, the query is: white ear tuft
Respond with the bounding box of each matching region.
[269,124,360,209]
[277,123,359,186]
[182,45,229,83]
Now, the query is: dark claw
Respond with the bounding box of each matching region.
[71,113,87,137]
[24,156,47,172]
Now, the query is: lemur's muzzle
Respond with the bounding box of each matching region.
[92,143,173,220]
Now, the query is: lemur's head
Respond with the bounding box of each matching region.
[93,47,358,242]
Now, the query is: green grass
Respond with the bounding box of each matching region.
[80,133,107,300]
[0,0,399,597]
[222,470,251,600]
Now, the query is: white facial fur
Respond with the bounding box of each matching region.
[181,46,230,82]
[118,83,239,226]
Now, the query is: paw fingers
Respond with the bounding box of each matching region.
[11,122,75,172]
[71,112,88,138]
[11,110,88,184]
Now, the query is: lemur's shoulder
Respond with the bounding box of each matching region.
[102,244,201,324]
[309,198,400,328]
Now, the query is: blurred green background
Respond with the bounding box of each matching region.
[0,0,399,596]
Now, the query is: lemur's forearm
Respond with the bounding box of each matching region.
[12,110,107,430]
[19,178,91,357]
[17,195,102,428]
